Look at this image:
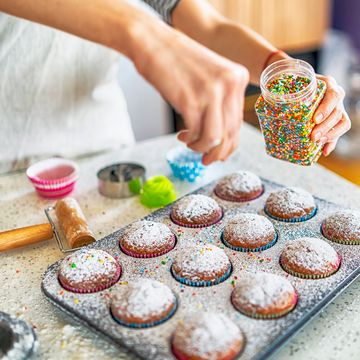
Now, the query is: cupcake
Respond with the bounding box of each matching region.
[170,194,223,228]
[222,213,277,252]
[280,237,341,279]
[214,171,263,202]
[172,312,244,360]
[110,279,177,328]
[321,210,360,245]
[58,249,121,293]
[231,272,297,319]
[171,244,231,286]
[119,220,176,258]
[264,187,316,222]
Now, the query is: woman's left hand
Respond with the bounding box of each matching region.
[311,75,351,156]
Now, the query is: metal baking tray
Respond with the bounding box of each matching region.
[41,177,360,360]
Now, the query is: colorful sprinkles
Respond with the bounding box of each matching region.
[256,72,326,166]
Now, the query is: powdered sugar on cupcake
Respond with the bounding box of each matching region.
[172,312,243,360]
[265,187,315,217]
[232,272,295,311]
[215,171,262,197]
[172,244,230,281]
[322,210,360,242]
[224,213,275,242]
[120,220,175,252]
[59,249,119,288]
[111,279,175,320]
[281,237,340,272]
[171,194,221,223]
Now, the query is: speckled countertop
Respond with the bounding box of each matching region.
[0,124,359,360]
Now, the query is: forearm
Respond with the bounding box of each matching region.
[172,0,289,84]
[0,0,169,67]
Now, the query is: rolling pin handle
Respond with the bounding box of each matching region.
[0,224,53,252]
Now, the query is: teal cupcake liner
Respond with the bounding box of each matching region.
[264,206,317,223]
[171,263,232,287]
[221,231,278,252]
[111,298,178,329]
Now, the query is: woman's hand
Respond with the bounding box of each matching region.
[311,75,351,156]
[134,25,249,165]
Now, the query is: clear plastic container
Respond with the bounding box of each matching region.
[255,59,326,166]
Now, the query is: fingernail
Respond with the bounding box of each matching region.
[314,132,322,141]
[315,113,324,123]
[320,136,328,144]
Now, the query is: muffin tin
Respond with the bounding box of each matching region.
[42,177,360,360]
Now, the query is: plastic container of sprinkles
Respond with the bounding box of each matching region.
[255,59,326,166]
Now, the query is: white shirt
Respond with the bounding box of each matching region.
[0,13,135,174]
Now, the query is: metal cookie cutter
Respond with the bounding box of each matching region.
[97,163,146,199]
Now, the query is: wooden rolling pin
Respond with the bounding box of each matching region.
[0,198,95,252]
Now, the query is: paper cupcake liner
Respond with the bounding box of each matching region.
[231,292,298,319]
[58,262,122,293]
[280,256,341,279]
[120,235,177,258]
[111,298,178,329]
[221,231,278,252]
[264,206,317,223]
[170,209,223,228]
[321,223,360,245]
[214,185,265,203]
[171,263,232,287]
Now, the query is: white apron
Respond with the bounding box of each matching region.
[0,13,135,173]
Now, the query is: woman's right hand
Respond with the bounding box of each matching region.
[132,23,249,165]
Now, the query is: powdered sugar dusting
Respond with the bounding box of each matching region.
[120,220,174,251]
[215,171,262,197]
[265,187,315,217]
[59,249,118,286]
[223,213,275,244]
[232,272,295,311]
[173,312,243,360]
[322,210,360,242]
[171,194,221,223]
[281,237,339,272]
[111,279,175,320]
[172,244,230,281]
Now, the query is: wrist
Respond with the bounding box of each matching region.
[127,18,178,77]
[263,50,290,70]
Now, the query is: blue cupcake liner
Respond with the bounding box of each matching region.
[111,297,178,329]
[166,147,205,182]
[171,263,232,287]
[221,231,278,252]
[264,206,317,223]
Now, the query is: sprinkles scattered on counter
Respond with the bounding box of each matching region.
[256,71,327,166]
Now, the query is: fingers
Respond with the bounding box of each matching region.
[321,112,351,143]
[187,92,223,153]
[314,77,345,124]
[311,106,343,142]
[322,139,338,157]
